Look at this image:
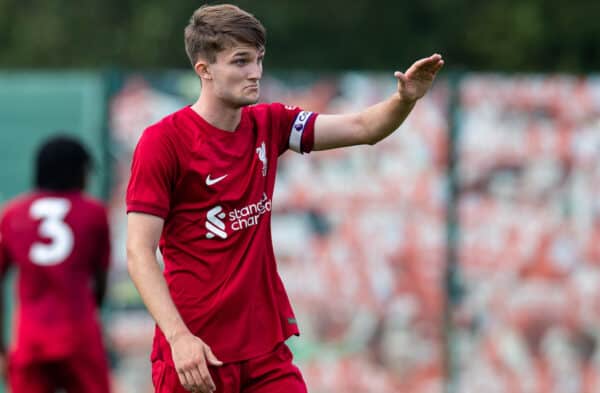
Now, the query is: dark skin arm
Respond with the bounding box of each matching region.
[93,266,108,308]
[93,206,111,309]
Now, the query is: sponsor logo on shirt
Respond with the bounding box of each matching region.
[205,206,227,239]
[205,193,272,239]
[256,141,267,176]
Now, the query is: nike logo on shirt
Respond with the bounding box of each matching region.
[206,174,228,186]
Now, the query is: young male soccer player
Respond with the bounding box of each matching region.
[126,4,444,393]
[0,136,111,393]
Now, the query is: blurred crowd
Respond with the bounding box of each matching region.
[456,76,600,393]
[105,72,600,393]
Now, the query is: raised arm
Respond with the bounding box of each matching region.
[313,53,444,150]
[127,212,222,393]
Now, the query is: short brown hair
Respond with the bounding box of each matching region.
[184,4,266,65]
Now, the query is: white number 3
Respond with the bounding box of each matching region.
[29,198,74,266]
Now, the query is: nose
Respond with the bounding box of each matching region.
[248,62,262,81]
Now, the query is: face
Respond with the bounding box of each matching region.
[200,44,264,108]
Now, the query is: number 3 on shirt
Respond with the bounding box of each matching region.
[29,198,74,266]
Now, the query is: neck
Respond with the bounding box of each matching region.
[191,93,242,132]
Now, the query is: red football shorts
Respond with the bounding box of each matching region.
[8,346,110,393]
[152,342,307,393]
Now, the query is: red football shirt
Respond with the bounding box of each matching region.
[126,103,317,364]
[0,190,110,363]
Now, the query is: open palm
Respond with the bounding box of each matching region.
[395,54,444,101]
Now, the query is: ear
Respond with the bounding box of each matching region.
[194,58,212,81]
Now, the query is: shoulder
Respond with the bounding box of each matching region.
[247,102,294,115]
[70,194,109,228]
[246,102,301,122]
[138,115,176,147]
[1,193,36,219]
[137,106,193,149]
[78,194,107,213]
[0,193,39,234]
[134,119,181,163]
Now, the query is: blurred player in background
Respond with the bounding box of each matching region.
[0,136,111,393]
[126,3,443,393]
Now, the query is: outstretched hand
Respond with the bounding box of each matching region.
[394,53,444,102]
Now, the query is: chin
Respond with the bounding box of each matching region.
[237,94,260,107]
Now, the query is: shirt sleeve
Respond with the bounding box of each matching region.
[126,124,178,219]
[270,103,318,156]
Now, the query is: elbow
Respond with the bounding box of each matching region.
[126,244,140,278]
[127,243,159,280]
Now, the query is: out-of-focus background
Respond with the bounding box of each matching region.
[1,1,600,392]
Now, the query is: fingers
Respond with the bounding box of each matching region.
[407,53,445,75]
[190,367,213,393]
[197,363,217,392]
[430,56,445,73]
[395,54,443,79]
[424,53,443,65]
[178,365,214,393]
[177,369,192,391]
[172,336,222,392]
[394,70,407,79]
[394,71,407,93]
[415,53,441,68]
[205,346,224,366]
[188,345,220,392]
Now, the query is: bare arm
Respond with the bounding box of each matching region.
[313,53,444,150]
[93,267,107,308]
[127,212,188,341]
[93,209,111,308]
[127,212,221,393]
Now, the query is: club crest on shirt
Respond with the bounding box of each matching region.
[256,141,267,176]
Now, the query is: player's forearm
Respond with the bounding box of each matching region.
[127,248,190,343]
[93,269,108,308]
[358,93,416,145]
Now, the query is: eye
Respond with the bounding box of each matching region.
[233,58,248,66]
